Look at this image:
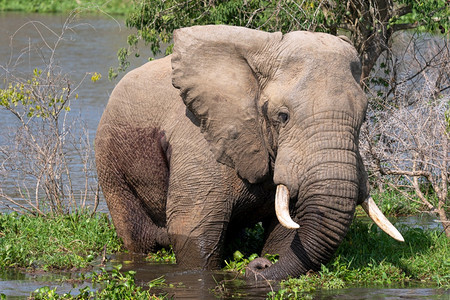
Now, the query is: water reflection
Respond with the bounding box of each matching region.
[360,213,444,231]
[395,214,444,231]
[0,267,89,298]
[0,11,142,128]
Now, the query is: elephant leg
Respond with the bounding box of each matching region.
[165,176,231,269]
[101,180,170,253]
[167,202,230,269]
[96,126,171,253]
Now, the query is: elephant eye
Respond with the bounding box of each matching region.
[278,111,289,125]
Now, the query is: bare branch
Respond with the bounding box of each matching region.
[0,12,100,215]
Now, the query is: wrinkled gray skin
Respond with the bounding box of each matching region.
[95,25,369,280]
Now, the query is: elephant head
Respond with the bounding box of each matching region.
[171,25,403,279]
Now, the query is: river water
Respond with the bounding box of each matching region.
[0,12,136,142]
[0,12,448,299]
[0,12,150,212]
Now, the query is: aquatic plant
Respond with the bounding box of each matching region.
[31,265,169,299]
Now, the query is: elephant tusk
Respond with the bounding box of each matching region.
[361,197,405,242]
[275,185,300,229]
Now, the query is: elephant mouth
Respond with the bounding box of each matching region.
[274,184,404,242]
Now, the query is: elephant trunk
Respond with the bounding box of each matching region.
[261,147,361,280]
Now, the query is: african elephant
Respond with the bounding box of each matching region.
[95,25,403,280]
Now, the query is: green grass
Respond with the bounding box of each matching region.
[336,220,449,285]
[268,219,449,299]
[0,0,134,15]
[216,218,449,298]
[368,184,449,217]
[369,189,424,216]
[0,211,123,270]
[0,211,171,299]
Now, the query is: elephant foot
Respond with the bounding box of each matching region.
[245,257,272,281]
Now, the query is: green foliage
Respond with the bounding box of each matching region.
[0,0,135,15]
[31,265,168,299]
[88,265,167,299]
[224,222,265,260]
[223,252,259,275]
[394,0,449,33]
[111,0,450,79]
[223,250,278,275]
[112,0,333,78]
[5,213,448,298]
[0,69,72,119]
[108,47,131,80]
[370,189,424,216]
[215,218,448,298]
[0,68,102,121]
[221,212,449,291]
[146,246,176,264]
[0,212,122,270]
[222,222,279,274]
[123,0,340,55]
[332,219,449,287]
[268,265,347,299]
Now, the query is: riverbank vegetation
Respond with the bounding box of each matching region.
[0,212,122,271]
[271,219,449,298]
[221,217,450,294]
[0,212,447,298]
[0,0,134,15]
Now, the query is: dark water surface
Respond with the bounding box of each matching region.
[1,250,448,299]
[113,252,450,300]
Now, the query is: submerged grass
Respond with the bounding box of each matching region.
[31,265,169,299]
[0,211,122,271]
[146,246,177,264]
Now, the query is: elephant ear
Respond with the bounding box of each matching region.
[171,25,282,183]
